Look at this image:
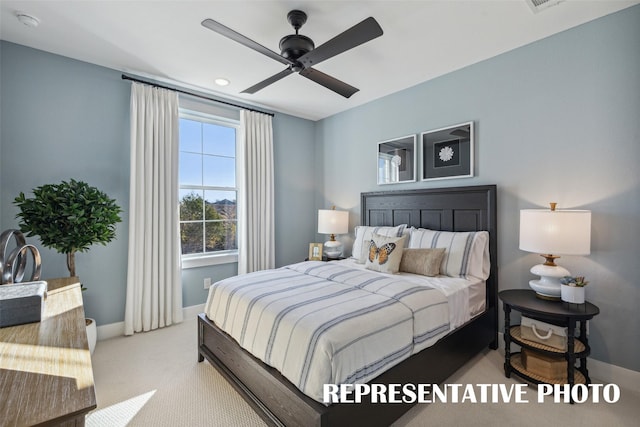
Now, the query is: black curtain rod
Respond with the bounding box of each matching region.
[121,74,274,117]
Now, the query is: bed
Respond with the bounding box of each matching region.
[198,185,498,426]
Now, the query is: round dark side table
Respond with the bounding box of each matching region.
[499,289,600,394]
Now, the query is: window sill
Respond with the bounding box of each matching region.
[181,252,238,269]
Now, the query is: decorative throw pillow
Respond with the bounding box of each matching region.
[408,228,490,279]
[364,233,407,274]
[399,248,446,277]
[352,224,407,263]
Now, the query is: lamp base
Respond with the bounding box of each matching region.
[528,263,570,300]
[323,239,343,259]
[529,281,561,300]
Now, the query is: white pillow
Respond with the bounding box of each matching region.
[351,224,407,263]
[408,228,490,280]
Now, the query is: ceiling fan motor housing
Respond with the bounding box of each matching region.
[279,34,314,66]
[280,10,314,70]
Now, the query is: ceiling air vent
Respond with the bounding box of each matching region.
[525,0,566,13]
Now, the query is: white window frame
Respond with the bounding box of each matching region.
[179,108,240,269]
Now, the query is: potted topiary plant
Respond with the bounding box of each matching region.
[14,179,122,353]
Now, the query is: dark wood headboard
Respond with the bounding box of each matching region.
[361,185,498,320]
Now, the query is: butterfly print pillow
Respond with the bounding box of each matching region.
[364,233,406,274]
[368,241,396,265]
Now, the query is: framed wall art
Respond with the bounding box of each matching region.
[377,134,416,185]
[421,122,474,181]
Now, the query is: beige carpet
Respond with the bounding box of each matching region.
[88,316,639,427]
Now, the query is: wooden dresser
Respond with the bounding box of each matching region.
[0,278,96,426]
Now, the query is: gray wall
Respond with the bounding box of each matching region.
[0,41,316,325]
[315,6,640,372]
[1,42,132,326]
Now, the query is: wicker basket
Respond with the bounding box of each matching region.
[520,316,568,351]
[521,349,567,381]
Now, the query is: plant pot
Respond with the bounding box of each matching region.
[86,317,97,355]
[561,285,585,304]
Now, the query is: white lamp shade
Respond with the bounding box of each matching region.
[519,209,591,255]
[318,209,349,235]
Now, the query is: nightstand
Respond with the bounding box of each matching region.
[499,289,599,392]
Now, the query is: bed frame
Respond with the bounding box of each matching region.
[198,185,498,426]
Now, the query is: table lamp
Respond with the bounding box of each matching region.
[318,207,349,259]
[519,203,591,300]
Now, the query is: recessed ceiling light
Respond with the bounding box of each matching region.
[16,12,40,28]
[215,78,230,87]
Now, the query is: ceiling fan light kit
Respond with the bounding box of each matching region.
[202,10,383,98]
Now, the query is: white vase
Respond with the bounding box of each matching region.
[86,318,97,355]
[561,285,585,304]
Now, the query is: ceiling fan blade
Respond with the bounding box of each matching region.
[202,18,293,66]
[241,68,294,94]
[299,68,359,98]
[298,17,383,68]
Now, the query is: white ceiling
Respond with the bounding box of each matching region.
[1,0,637,121]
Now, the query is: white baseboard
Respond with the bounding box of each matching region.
[96,303,205,341]
[496,332,640,393]
[96,321,125,341]
[588,357,640,393]
[183,303,205,319]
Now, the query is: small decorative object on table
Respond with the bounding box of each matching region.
[308,243,323,261]
[0,229,46,328]
[560,275,588,304]
[0,281,47,327]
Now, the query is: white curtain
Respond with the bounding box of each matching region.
[124,82,183,335]
[238,110,275,274]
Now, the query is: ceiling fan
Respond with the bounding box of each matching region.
[201,10,383,98]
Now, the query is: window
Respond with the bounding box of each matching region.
[179,111,239,265]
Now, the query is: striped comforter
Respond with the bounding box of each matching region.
[204,261,450,403]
